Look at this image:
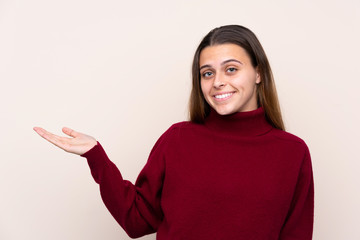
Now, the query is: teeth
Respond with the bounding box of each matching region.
[215,93,233,99]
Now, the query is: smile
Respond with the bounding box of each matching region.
[214,92,234,99]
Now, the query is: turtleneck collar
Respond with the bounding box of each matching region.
[204,107,273,137]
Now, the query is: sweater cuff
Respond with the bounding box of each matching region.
[81,141,103,159]
[81,142,111,182]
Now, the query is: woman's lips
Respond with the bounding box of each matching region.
[213,92,235,101]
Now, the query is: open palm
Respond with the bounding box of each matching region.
[33,127,97,155]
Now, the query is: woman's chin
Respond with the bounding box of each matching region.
[213,107,236,116]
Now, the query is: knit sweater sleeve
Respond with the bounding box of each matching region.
[80,130,170,238]
[279,145,314,240]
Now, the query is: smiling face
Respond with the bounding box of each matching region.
[199,43,261,115]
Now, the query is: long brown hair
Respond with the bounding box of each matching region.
[189,25,285,131]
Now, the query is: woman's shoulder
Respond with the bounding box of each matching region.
[160,121,205,139]
[164,120,205,132]
[269,128,309,150]
[266,128,312,163]
[151,121,201,149]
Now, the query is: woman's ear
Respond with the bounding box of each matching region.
[255,67,261,84]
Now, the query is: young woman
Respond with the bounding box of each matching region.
[34,25,314,239]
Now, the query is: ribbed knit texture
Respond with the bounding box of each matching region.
[81,107,314,239]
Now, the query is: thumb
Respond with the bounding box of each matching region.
[62,127,79,138]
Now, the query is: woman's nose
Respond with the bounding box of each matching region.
[213,75,226,88]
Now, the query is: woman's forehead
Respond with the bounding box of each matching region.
[199,43,250,67]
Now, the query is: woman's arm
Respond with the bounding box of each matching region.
[279,146,314,240]
[82,141,164,238]
[33,127,167,238]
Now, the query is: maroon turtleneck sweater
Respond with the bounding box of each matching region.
[81,107,314,239]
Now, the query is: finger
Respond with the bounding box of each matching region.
[33,127,48,137]
[34,127,70,150]
[33,127,45,136]
[34,127,58,142]
[62,127,79,138]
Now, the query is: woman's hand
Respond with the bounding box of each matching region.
[33,127,97,155]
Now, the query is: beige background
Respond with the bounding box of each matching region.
[1,0,359,239]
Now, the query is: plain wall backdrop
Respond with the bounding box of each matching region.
[1,0,359,239]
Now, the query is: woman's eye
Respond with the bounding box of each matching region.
[202,72,213,78]
[227,67,237,73]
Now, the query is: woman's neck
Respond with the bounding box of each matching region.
[204,107,273,137]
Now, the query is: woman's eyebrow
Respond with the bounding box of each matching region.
[199,59,243,71]
[199,64,212,71]
[221,59,243,65]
